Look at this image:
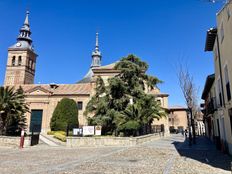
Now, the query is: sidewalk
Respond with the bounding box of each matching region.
[176,136,218,150]
[174,136,231,172]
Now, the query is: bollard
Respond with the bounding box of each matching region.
[19,129,25,149]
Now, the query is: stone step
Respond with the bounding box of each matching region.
[39,134,60,147]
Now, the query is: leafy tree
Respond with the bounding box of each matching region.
[50,98,78,131]
[85,54,166,136]
[0,86,28,136]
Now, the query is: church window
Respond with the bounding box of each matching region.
[31,61,34,69]
[18,56,22,66]
[29,60,32,69]
[97,59,100,65]
[77,101,83,110]
[32,62,35,70]
[12,56,16,66]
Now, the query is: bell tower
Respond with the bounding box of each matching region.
[4,11,37,86]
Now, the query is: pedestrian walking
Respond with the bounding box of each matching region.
[184,129,188,138]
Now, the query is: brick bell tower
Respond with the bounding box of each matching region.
[4,11,37,86]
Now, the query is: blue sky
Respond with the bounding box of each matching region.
[0,0,223,106]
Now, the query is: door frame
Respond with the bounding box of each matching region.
[30,109,43,132]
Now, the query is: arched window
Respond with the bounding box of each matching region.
[18,56,22,66]
[32,62,35,70]
[30,60,33,69]
[28,60,31,69]
[12,56,15,66]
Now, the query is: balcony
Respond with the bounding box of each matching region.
[205,97,217,115]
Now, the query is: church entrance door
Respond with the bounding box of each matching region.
[30,110,43,132]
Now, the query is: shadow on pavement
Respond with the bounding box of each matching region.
[172,136,231,171]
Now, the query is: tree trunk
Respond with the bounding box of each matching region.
[143,124,147,135]
[190,108,196,144]
[187,110,192,146]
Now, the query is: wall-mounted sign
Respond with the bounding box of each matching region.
[83,126,95,136]
[73,128,83,136]
[95,126,102,136]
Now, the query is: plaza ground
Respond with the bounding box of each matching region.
[0,134,231,174]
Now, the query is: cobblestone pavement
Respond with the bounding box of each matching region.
[0,134,231,174]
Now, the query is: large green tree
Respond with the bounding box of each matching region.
[0,86,28,136]
[85,54,166,136]
[50,98,79,131]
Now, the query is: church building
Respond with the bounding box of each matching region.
[3,11,171,134]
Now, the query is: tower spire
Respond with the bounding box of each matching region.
[17,10,32,44]
[76,32,102,83]
[24,10,30,26]
[95,32,99,51]
[91,32,101,67]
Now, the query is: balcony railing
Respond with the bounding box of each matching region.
[205,97,217,115]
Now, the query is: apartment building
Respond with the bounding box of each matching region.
[203,1,232,154]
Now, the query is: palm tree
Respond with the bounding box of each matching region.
[140,99,166,134]
[116,104,141,136]
[146,76,162,92]
[0,86,28,136]
[118,96,166,136]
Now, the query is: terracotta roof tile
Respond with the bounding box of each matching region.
[54,84,91,95]
[12,83,92,95]
[93,62,117,70]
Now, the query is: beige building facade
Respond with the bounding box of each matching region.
[168,106,188,132]
[3,11,185,135]
[203,1,232,154]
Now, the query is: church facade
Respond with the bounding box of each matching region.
[3,11,171,133]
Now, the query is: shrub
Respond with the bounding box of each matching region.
[50,98,78,131]
[54,132,66,142]
[47,131,55,135]
[47,131,66,136]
